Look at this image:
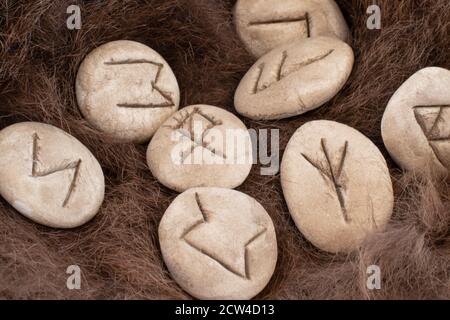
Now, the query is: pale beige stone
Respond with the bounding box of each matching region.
[0,122,105,228]
[281,120,393,253]
[234,37,354,120]
[234,0,350,58]
[76,40,180,143]
[381,67,450,176]
[147,105,253,192]
[159,187,277,300]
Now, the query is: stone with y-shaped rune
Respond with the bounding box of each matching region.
[281,120,393,253]
[0,122,104,228]
[382,67,450,176]
[159,187,277,300]
[76,40,180,143]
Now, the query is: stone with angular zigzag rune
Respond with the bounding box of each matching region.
[76,40,180,143]
[0,122,104,228]
[159,188,277,300]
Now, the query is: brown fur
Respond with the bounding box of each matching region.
[0,0,449,299]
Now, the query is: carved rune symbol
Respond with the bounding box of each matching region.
[104,59,174,108]
[248,12,312,38]
[31,133,82,208]
[414,105,450,168]
[252,49,334,94]
[181,193,267,279]
[301,139,350,223]
[168,107,227,162]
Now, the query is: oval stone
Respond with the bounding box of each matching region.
[234,37,354,120]
[159,187,277,300]
[234,0,350,58]
[76,40,180,143]
[0,122,105,228]
[281,120,393,253]
[147,105,253,192]
[381,67,450,176]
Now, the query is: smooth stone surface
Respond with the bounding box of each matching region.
[234,37,354,120]
[234,0,350,58]
[382,67,450,176]
[147,105,253,192]
[281,120,393,253]
[0,122,105,228]
[159,187,277,300]
[76,40,180,143]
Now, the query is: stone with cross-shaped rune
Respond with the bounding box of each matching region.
[0,122,104,228]
[76,40,180,143]
[281,121,393,253]
[159,188,277,300]
[147,105,253,192]
[382,67,450,176]
[234,0,350,58]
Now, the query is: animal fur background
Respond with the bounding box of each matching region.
[0,0,449,299]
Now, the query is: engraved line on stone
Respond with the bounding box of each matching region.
[305,12,311,38]
[104,59,164,83]
[170,108,226,161]
[195,192,209,222]
[181,193,265,280]
[31,133,40,176]
[252,63,265,94]
[276,51,288,81]
[184,238,246,279]
[151,81,175,106]
[413,105,450,168]
[177,129,227,161]
[116,81,174,109]
[252,49,334,94]
[244,228,267,279]
[248,13,309,27]
[301,139,350,223]
[369,197,378,230]
[105,59,174,108]
[62,159,82,208]
[31,133,82,208]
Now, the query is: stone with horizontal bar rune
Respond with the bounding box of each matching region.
[234,0,350,57]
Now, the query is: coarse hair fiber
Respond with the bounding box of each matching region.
[0,0,449,299]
